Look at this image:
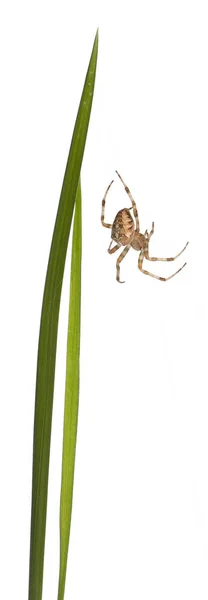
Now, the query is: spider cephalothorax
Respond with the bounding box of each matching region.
[101,170,188,283]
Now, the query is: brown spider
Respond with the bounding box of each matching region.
[101,171,188,283]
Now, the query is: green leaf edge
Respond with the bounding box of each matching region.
[57,179,82,600]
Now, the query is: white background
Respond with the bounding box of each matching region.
[0,1,208,599]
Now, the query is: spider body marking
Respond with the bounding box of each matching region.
[111,208,135,246]
[101,170,188,283]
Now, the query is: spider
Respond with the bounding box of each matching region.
[101,170,188,283]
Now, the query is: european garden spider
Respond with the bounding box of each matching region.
[101,171,188,283]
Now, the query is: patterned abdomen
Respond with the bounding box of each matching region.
[111,209,135,246]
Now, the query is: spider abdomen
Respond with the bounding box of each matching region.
[111,209,134,246]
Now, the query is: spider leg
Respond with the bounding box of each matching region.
[148,222,154,240]
[101,179,114,228]
[108,241,121,254]
[116,244,131,283]
[144,240,188,262]
[115,171,140,232]
[138,251,187,281]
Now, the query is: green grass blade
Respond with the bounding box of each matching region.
[29,31,98,600]
[58,179,82,600]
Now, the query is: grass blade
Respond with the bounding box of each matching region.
[29,31,98,600]
[58,179,82,600]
